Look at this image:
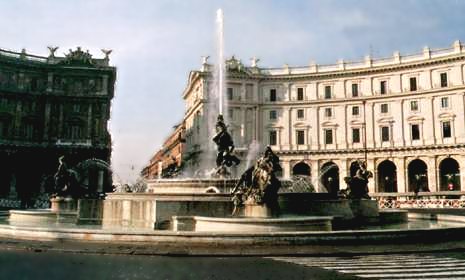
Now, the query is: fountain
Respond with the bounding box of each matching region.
[2,9,465,256]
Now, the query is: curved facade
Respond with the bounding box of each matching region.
[182,41,465,194]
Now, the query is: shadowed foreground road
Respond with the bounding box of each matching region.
[0,249,356,280]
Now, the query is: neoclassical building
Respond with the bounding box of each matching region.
[182,41,465,194]
[0,47,116,199]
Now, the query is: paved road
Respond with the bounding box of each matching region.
[271,252,465,279]
[0,249,355,280]
[3,249,465,279]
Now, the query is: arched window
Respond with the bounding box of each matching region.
[439,158,460,191]
[292,162,310,176]
[407,159,428,192]
[377,160,397,192]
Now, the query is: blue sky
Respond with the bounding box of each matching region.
[2,0,465,182]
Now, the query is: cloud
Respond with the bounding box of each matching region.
[2,0,465,182]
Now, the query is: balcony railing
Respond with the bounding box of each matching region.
[372,191,465,209]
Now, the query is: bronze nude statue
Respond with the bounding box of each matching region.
[231,146,282,216]
[212,115,240,176]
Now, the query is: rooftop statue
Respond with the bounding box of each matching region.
[212,114,240,177]
[231,146,282,216]
[342,160,372,199]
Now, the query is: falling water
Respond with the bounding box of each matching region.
[216,9,225,116]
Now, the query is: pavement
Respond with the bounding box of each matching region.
[3,247,465,279]
[0,249,357,280]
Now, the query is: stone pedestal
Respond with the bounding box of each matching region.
[50,197,77,212]
[77,199,104,225]
[349,199,379,220]
[243,203,274,218]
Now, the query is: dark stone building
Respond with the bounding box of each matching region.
[0,47,116,202]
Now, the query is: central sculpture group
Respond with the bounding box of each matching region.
[212,114,373,217]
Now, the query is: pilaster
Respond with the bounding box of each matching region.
[394,157,406,193]
[427,156,438,192]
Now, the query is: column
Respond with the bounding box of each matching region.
[429,97,436,145]
[287,108,293,150]
[101,75,108,95]
[305,126,311,150]
[254,107,259,141]
[311,161,321,192]
[58,103,64,138]
[43,102,51,140]
[399,99,405,146]
[459,156,465,192]
[281,159,291,179]
[395,157,406,193]
[343,105,348,148]
[47,72,53,92]
[427,156,438,192]
[14,101,22,137]
[366,102,375,148]
[240,108,246,147]
[87,103,93,139]
[240,83,246,101]
[338,159,347,191]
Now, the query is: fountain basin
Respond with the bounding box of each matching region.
[172,216,333,232]
[9,209,77,224]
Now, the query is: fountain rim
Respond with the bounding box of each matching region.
[1,210,465,255]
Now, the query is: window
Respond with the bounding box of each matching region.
[296,130,305,145]
[352,106,360,116]
[228,108,234,119]
[73,104,80,112]
[246,84,253,100]
[24,123,34,139]
[380,80,387,94]
[269,110,277,120]
[381,126,390,142]
[324,108,332,118]
[227,88,233,100]
[441,97,449,108]
[440,72,448,87]
[409,77,417,91]
[70,125,82,139]
[351,83,359,97]
[324,129,333,144]
[442,121,451,138]
[352,128,360,143]
[269,89,276,102]
[380,103,389,114]
[411,124,420,140]
[269,131,277,146]
[324,85,331,99]
[297,109,304,119]
[297,88,304,100]
[410,100,419,111]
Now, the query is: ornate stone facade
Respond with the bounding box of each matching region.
[182,40,465,194]
[0,47,116,200]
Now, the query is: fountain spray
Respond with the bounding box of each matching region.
[216,8,225,116]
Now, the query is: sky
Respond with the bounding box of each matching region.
[2,0,465,183]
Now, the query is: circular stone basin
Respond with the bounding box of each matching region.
[172,216,334,232]
[9,209,77,225]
